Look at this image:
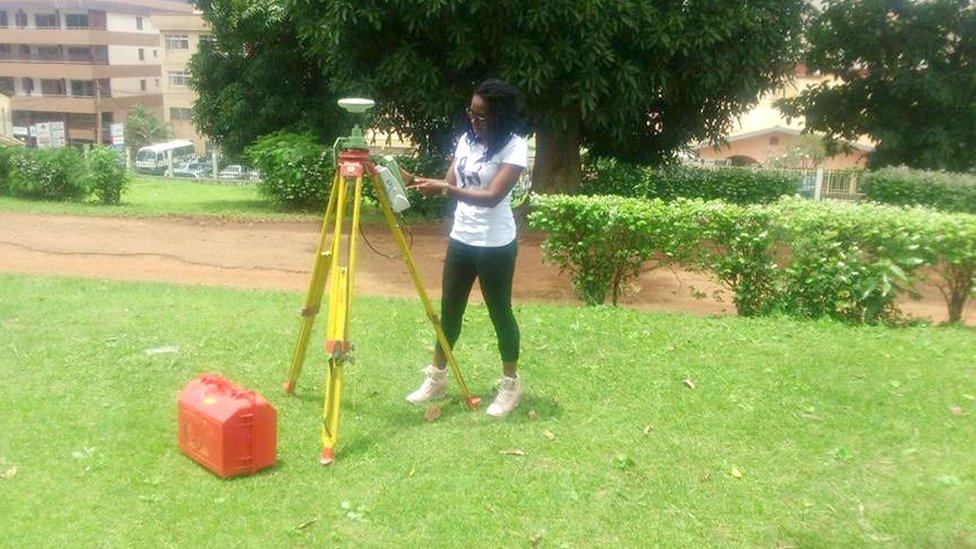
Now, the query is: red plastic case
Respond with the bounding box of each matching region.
[178,374,276,478]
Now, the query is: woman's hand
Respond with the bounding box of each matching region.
[407,177,449,197]
[398,166,416,186]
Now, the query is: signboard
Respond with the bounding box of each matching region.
[12,126,27,137]
[110,123,124,146]
[35,122,51,148]
[33,121,66,149]
[49,121,65,148]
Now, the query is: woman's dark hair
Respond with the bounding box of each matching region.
[467,79,524,160]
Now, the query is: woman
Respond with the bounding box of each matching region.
[402,79,527,418]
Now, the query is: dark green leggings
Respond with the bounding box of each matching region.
[439,238,520,362]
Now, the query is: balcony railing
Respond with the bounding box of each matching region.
[0,24,109,31]
[0,53,110,64]
[14,91,112,99]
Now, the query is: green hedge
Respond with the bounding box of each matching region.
[245,131,453,218]
[245,132,335,211]
[0,147,15,194]
[529,194,976,324]
[5,147,87,201]
[526,195,669,305]
[862,167,976,214]
[581,156,798,204]
[85,147,129,205]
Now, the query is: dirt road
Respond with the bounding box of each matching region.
[0,212,969,324]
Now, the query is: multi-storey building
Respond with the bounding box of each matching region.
[151,10,209,153]
[0,0,194,145]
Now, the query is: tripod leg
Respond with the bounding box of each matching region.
[346,176,364,318]
[320,175,357,465]
[284,171,342,394]
[320,266,349,465]
[370,174,481,409]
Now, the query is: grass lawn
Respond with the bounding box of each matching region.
[1,274,974,546]
[0,176,319,222]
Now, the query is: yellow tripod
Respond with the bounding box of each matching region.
[283,123,480,466]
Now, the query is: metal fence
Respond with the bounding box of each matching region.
[778,168,864,201]
[687,162,865,201]
[121,148,261,184]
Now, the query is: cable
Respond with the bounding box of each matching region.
[358,215,413,259]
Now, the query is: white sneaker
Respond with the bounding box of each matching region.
[486,375,522,418]
[405,364,447,403]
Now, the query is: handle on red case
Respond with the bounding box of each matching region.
[199,374,238,395]
[198,374,258,404]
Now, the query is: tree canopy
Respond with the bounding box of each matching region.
[778,0,976,172]
[193,0,807,191]
[190,0,343,157]
[124,104,170,152]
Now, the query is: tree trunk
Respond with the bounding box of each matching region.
[948,291,967,324]
[532,104,582,194]
[946,266,974,324]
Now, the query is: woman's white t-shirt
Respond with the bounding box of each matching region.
[449,133,529,247]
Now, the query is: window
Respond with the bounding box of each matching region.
[170,107,193,121]
[15,10,26,28]
[165,34,190,50]
[22,78,33,96]
[35,13,58,29]
[38,46,62,61]
[138,48,144,61]
[67,47,92,62]
[140,79,146,91]
[153,49,158,58]
[168,71,189,87]
[65,13,89,29]
[0,11,8,28]
[41,79,66,96]
[70,80,94,97]
[155,78,160,88]
[136,17,143,30]
[18,45,30,59]
[0,45,10,60]
[0,77,13,96]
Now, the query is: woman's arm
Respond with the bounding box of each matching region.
[409,163,523,208]
[399,159,457,190]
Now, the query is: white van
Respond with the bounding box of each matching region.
[135,140,196,174]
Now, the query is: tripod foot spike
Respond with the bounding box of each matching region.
[282,381,294,394]
[465,396,482,409]
[319,447,335,466]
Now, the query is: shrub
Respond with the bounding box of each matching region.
[862,167,976,214]
[912,210,976,323]
[580,156,797,204]
[85,147,129,205]
[650,166,797,204]
[7,147,87,201]
[0,146,17,194]
[245,132,334,211]
[528,194,670,305]
[668,199,779,316]
[530,193,976,324]
[580,156,651,197]
[770,198,928,323]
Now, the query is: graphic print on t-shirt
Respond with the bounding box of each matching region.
[456,156,486,189]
